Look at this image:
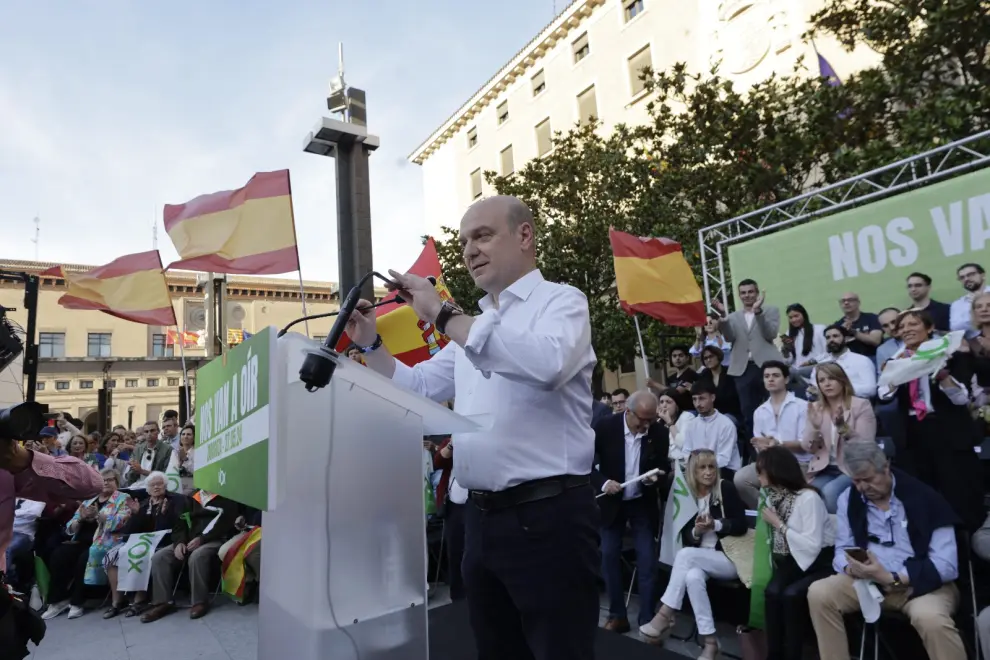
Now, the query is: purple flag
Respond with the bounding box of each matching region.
[818,53,842,86]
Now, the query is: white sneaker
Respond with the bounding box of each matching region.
[67,605,85,619]
[41,601,70,620]
[29,586,42,611]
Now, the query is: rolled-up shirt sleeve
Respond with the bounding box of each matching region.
[462,287,592,391]
[391,341,457,403]
[928,525,959,583]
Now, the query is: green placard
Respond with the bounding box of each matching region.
[728,167,990,325]
[193,327,276,510]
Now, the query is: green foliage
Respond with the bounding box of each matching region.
[433,0,990,369]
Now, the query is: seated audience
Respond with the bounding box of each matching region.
[811,324,877,399]
[592,390,667,632]
[690,317,732,366]
[141,488,239,622]
[780,303,826,395]
[5,498,46,594]
[639,449,747,659]
[177,424,196,495]
[808,442,966,660]
[734,361,809,509]
[41,467,130,620]
[124,424,173,487]
[659,390,694,464]
[696,345,741,422]
[802,362,877,513]
[680,380,741,479]
[757,447,836,660]
[102,472,182,618]
[879,308,984,531]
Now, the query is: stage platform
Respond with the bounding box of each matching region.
[428,600,685,660]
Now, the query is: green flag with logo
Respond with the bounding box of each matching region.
[748,489,774,629]
[194,327,277,510]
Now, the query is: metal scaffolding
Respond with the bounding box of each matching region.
[697,129,990,310]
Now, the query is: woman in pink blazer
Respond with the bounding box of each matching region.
[800,362,877,513]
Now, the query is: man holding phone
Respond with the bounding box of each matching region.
[807,442,966,660]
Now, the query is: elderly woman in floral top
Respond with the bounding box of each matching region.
[41,467,131,621]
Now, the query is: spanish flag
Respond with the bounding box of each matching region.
[164,170,300,275]
[337,238,454,366]
[166,329,198,347]
[41,251,177,326]
[219,526,262,603]
[609,228,706,327]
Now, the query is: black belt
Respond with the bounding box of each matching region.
[469,474,589,512]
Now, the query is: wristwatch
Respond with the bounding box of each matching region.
[889,572,903,589]
[434,300,464,335]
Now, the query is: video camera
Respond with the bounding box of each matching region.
[0,401,50,441]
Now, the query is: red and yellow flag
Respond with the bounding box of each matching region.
[166,329,199,347]
[164,170,299,275]
[220,526,262,603]
[41,251,176,326]
[609,228,706,327]
[337,238,454,366]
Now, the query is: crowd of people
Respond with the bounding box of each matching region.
[4,411,262,631]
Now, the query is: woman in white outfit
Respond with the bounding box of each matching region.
[640,449,748,659]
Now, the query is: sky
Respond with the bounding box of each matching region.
[0,0,562,283]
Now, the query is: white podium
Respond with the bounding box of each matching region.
[258,334,482,660]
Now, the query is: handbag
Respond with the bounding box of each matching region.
[736,626,767,660]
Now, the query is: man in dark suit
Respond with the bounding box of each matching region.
[591,390,670,633]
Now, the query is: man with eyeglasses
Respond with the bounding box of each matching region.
[949,262,990,336]
[123,420,173,489]
[808,441,966,660]
[592,390,667,633]
[835,292,883,361]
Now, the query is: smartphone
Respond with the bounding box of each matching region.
[844,547,869,563]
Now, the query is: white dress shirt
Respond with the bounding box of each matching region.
[391,270,596,492]
[12,499,46,540]
[784,490,836,571]
[784,324,827,367]
[753,392,812,462]
[681,411,741,471]
[950,286,990,337]
[812,350,877,399]
[622,415,643,500]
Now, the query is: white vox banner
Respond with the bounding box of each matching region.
[116,530,170,592]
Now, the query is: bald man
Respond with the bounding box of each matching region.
[836,291,882,360]
[591,390,668,632]
[347,196,600,660]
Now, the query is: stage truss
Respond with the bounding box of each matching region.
[698,129,990,310]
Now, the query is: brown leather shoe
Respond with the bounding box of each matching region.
[189,602,210,620]
[139,603,175,623]
[603,617,631,633]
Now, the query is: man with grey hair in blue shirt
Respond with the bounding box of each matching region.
[807,441,965,660]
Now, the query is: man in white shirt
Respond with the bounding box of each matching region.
[6,498,46,592]
[734,361,809,508]
[346,196,600,660]
[811,325,877,399]
[949,262,990,336]
[680,380,741,477]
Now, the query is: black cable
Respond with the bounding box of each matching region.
[276,298,394,338]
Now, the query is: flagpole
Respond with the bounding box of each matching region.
[285,172,310,337]
[175,325,192,421]
[633,314,651,380]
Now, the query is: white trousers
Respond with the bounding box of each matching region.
[661,546,738,635]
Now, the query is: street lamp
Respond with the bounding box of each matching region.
[303,43,379,300]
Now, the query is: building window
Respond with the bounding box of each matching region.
[531,69,546,96]
[467,126,478,149]
[620,357,636,374]
[470,168,483,200]
[87,332,112,358]
[147,378,160,388]
[314,335,327,343]
[36,382,45,391]
[55,381,69,391]
[125,379,138,388]
[107,380,116,389]
[535,118,553,157]
[623,0,645,22]
[496,100,509,125]
[577,85,598,125]
[628,45,653,97]
[572,32,590,63]
[500,145,515,175]
[80,380,94,389]
[168,377,180,387]
[38,332,65,358]
[151,334,174,358]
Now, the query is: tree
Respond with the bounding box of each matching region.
[433,0,990,370]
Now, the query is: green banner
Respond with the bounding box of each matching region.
[728,167,990,326]
[194,327,276,510]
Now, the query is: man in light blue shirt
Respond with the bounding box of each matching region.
[874,307,904,377]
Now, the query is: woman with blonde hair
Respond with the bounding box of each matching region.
[801,361,876,513]
[639,449,747,659]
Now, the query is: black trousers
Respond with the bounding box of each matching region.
[47,542,89,606]
[764,550,833,660]
[463,484,601,660]
[444,501,466,601]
